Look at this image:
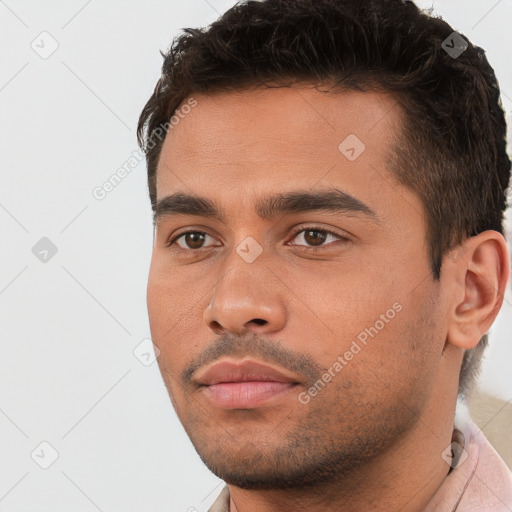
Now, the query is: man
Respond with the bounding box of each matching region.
[137,0,512,510]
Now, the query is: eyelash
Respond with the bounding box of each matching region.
[165,225,350,253]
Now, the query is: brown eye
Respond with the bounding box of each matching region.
[182,232,206,249]
[303,230,328,246]
[289,228,348,249]
[170,231,218,250]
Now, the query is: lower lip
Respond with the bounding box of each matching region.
[202,381,296,409]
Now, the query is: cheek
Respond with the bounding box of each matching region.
[286,265,400,346]
[147,267,184,368]
[147,263,208,373]
[147,260,192,329]
[146,270,170,336]
[146,274,160,316]
[294,266,434,379]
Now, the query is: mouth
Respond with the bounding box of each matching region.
[193,359,301,409]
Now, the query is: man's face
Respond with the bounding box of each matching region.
[147,86,451,488]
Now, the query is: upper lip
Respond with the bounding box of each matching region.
[193,359,300,386]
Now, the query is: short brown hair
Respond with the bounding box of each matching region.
[137,0,510,397]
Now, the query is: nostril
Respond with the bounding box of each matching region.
[251,318,267,326]
[210,321,223,334]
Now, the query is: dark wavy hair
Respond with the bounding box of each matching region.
[137,0,510,397]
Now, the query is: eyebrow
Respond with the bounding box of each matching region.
[153,188,379,225]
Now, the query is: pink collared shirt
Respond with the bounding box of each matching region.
[424,416,512,511]
[208,416,512,511]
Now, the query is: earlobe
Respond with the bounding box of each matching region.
[446,231,510,350]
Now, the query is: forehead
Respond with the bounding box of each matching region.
[154,86,415,222]
[158,86,401,168]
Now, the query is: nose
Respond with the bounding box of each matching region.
[203,261,287,336]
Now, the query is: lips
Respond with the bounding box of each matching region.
[194,360,300,409]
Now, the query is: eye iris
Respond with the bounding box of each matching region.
[304,230,326,246]
[185,232,205,249]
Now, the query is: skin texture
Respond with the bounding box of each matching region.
[147,85,510,512]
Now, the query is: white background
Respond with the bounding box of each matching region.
[0,1,511,510]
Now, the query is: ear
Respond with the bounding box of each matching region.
[446,230,510,350]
